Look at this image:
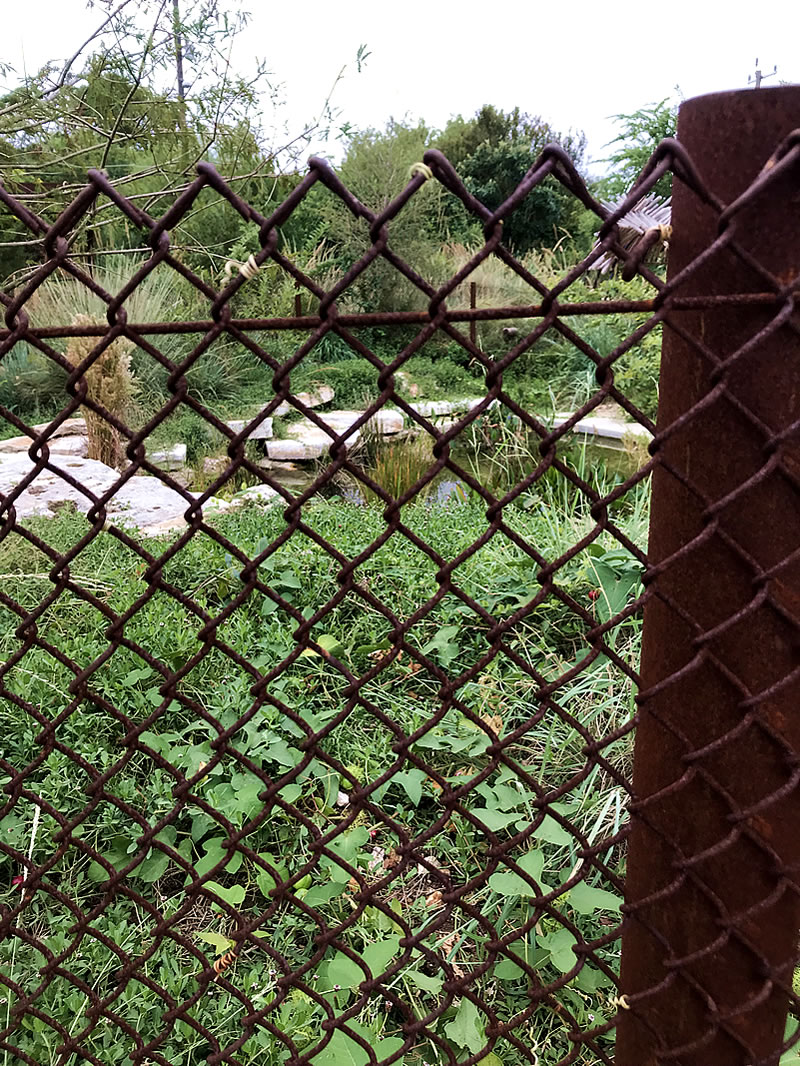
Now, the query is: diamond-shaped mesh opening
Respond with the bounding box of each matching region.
[1,128,799,1066]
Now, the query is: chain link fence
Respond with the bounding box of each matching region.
[0,88,798,1066]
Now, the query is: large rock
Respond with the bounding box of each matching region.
[272,383,334,416]
[266,438,327,461]
[266,409,404,462]
[148,443,187,469]
[0,433,88,457]
[0,453,227,536]
[29,418,87,438]
[231,483,281,505]
[407,398,483,421]
[552,412,652,443]
[226,416,274,440]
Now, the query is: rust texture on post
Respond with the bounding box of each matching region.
[469,280,477,346]
[618,86,800,1066]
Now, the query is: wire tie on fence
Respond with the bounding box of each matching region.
[609,994,631,1010]
[224,254,261,281]
[658,223,673,243]
[409,162,434,181]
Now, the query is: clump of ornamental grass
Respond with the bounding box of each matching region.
[365,432,436,501]
[66,314,135,468]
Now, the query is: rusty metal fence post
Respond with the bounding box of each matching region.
[618,86,800,1066]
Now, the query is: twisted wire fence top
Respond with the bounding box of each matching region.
[0,129,797,1066]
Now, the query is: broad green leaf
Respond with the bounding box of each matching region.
[354,639,390,656]
[300,633,344,659]
[365,902,403,934]
[326,952,364,989]
[302,881,347,907]
[279,783,303,803]
[138,730,180,756]
[492,783,531,810]
[781,1020,800,1065]
[122,666,152,686]
[541,927,577,973]
[404,969,444,993]
[470,808,520,832]
[493,957,524,980]
[445,997,485,1054]
[394,769,426,807]
[309,1030,364,1066]
[361,935,401,977]
[195,930,235,954]
[422,625,461,666]
[487,851,546,896]
[569,880,621,914]
[135,849,170,882]
[0,813,24,847]
[319,771,341,809]
[532,816,573,846]
[87,837,130,882]
[375,1037,404,1061]
[322,827,370,879]
[478,1054,504,1066]
[255,853,289,899]
[265,739,301,767]
[205,880,246,907]
[231,773,265,815]
[194,838,242,879]
[574,964,612,992]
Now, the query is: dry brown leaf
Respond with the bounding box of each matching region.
[480,712,503,735]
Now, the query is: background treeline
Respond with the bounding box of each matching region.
[0,0,677,436]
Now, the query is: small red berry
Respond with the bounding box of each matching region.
[588,589,600,601]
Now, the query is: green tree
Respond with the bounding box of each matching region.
[0,0,343,284]
[300,118,450,312]
[433,105,588,255]
[597,99,678,202]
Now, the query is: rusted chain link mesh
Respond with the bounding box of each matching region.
[0,135,797,1066]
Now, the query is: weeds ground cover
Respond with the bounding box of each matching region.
[0,453,648,1065]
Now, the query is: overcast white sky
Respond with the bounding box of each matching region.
[2,0,797,176]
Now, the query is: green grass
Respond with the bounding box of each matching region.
[0,452,648,1066]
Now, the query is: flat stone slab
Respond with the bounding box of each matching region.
[407,398,483,420]
[265,437,328,461]
[226,416,274,440]
[0,453,231,535]
[29,418,87,438]
[272,384,335,416]
[0,433,88,457]
[552,412,652,442]
[231,484,281,505]
[148,443,187,469]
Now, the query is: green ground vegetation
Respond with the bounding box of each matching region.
[0,11,687,1062]
[0,446,647,1065]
